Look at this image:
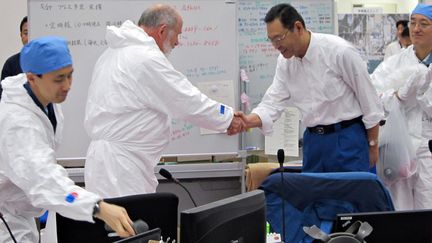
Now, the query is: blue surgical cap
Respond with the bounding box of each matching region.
[20,36,72,74]
[412,3,432,20]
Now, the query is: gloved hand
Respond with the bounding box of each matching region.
[397,67,429,100]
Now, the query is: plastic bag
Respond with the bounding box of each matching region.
[377,98,417,185]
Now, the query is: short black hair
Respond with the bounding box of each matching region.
[401,27,410,37]
[264,4,306,30]
[20,16,27,32]
[396,20,408,29]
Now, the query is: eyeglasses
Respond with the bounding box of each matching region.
[268,30,290,44]
[409,21,432,30]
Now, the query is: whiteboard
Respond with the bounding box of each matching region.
[28,0,239,158]
[238,0,335,149]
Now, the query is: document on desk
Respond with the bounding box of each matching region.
[265,107,299,156]
[196,80,235,135]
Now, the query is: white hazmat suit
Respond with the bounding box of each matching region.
[371,46,432,210]
[0,74,100,242]
[84,20,234,197]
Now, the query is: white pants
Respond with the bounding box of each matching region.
[388,144,432,210]
[0,207,39,243]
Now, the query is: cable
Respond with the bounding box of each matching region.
[0,212,18,243]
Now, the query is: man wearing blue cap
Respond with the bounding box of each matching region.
[371,3,432,210]
[0,36,135,242]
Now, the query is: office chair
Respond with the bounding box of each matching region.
[56,192,178,243]
[259,172,394,243]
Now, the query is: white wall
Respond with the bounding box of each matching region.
[0,0,428,72]
[0,0,27,71]
[336,0,418,13]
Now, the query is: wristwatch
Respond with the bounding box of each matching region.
[368,139,378,147]
[93,200,102,216]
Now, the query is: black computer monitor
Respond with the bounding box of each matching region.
[180,190,266,243]
[113,228,161,243]
[56,193,178,243]
[334,209,432,243]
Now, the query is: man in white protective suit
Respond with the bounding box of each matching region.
[84,4,245,197]
[0,36,135,243]
[371,3,432,210]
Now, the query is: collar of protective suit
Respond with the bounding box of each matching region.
[106,20,158,49]
[0,73,63,143]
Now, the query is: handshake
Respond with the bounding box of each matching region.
[227,111,261,135]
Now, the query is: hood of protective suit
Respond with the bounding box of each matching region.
[1,74,33,106]
[106,20,157,49]
[1,74,63,144]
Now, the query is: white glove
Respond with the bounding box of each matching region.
[417,65,432,95]
[397,67,429,100]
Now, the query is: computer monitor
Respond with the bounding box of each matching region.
[334,209,432,243]
[56,193,178,243]
[180,190,266,243]
[113,228,161,243]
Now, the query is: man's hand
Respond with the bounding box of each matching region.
[95,201,135,238]
[227,112,246,135]
[227,111,263,135]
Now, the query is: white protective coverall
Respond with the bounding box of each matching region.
[371,46,432,210]
[84,20,234,197]
[0,74,101,242]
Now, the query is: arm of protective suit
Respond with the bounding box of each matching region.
[135,54,233,132]
[370,54,426,114]
[370,56,396,114]
[337,46,384,129]
[0,116,100,222]
[250,55,290,136]
[417,66,432,116]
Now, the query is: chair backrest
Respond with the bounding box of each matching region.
[56,192,178,243]
[259,172,394,243]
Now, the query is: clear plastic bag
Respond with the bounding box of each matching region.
[377,98,417,185]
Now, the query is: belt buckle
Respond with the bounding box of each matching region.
[316,127,325,134]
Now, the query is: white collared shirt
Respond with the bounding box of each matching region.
[252,32,384,135]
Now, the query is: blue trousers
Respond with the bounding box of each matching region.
[302,122,370,172]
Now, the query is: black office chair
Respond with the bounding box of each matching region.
[56,192,178,243]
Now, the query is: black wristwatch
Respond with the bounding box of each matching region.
[93,200,102,216]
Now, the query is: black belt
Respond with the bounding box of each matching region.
[307,116,363,135]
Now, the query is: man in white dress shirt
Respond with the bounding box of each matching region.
[236,3,384,173]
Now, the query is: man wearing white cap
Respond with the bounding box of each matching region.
[371,3,432,210]
[0,36,135,242]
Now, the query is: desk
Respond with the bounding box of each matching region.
[66,162,244,188]
[66,162,245,219]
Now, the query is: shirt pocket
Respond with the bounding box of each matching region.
[320,69,345,101]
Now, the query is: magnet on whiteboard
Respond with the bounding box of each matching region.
[211,85,218,93]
